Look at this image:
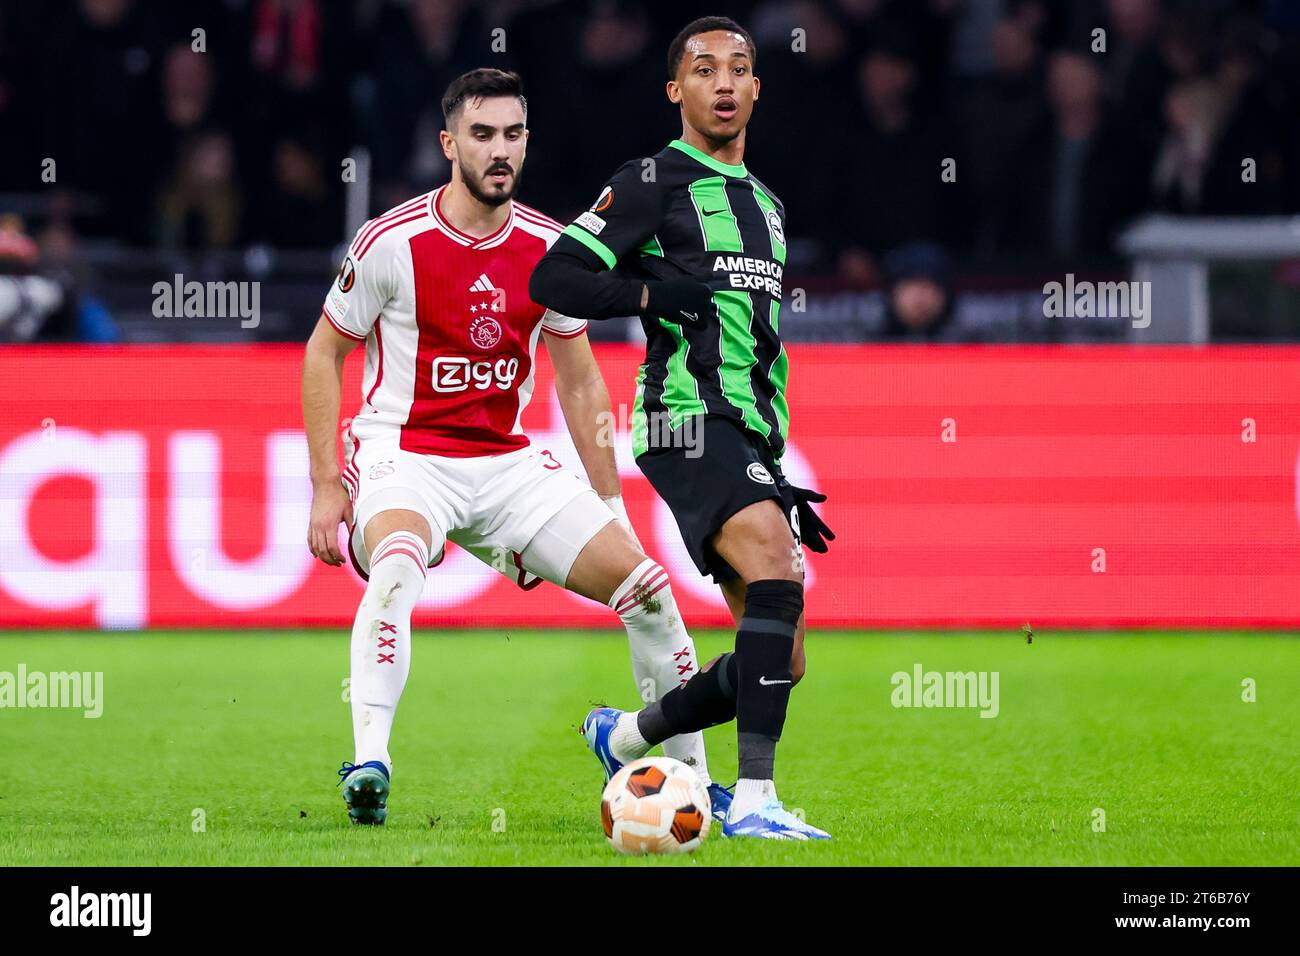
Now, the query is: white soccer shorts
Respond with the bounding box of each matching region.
[343,430,615,588]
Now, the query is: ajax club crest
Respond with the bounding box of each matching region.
[470,315,503,350]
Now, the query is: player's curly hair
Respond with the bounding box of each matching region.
[441,68,527,129]
[666,16,756,80]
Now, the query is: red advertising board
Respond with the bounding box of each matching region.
[2,345,1298,629]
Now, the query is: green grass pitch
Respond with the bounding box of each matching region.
[0,629,1296,866]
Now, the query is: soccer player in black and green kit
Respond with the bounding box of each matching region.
[530,16,834,840]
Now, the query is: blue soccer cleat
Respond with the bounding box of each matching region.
[581,707,625,782]
[707,782,735,826]
[338,760,390,826]
[723,799,832,841]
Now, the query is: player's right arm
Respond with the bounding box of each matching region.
[302,235,392,565]
[302,316,360,566]
[529,160,714,326]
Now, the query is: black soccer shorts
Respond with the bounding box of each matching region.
[637,414,799,582]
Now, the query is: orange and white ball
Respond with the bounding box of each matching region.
[600,757,711,855]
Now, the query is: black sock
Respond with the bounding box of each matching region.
[637,652,738,745]
[718,652,738,699]
[735,579,802,780]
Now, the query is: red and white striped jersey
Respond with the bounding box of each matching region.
[322,185,588,457]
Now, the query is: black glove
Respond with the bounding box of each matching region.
[642,278,715,327]
[791,485,835,553]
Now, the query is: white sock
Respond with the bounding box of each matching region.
[609,711,652,764]
[350,530,428,772]
[729,778,777,820]
[608,558,711,785]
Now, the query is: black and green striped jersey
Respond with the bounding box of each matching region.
[561,138,791,458]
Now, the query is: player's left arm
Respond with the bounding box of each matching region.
[545,329,618,497]
[544,328,639,541]
[530,160,713,326]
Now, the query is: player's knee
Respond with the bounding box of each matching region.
[609,558,672,618]
[717,501,801,583]
[363,508,433,556]
[738,538,802,583]
[367,530,431,582]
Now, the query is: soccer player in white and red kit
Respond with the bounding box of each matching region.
[301,69,728,826]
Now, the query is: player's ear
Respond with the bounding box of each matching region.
[439,128,456,162]
[666,80,681,105]
[752,74,760,102]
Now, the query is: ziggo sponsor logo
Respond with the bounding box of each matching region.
[430,355,521,393]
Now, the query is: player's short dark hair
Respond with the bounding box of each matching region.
[441,68,527,129]
[667,16,756,80]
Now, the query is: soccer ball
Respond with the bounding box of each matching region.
[600,756,711,855]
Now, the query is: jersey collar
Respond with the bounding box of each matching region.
[431,184,516,249]
[668,139,748,178]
